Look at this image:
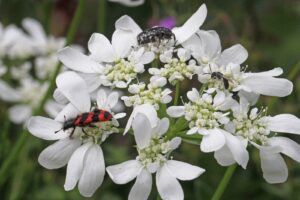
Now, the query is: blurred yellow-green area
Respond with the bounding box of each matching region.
[0,0,300,199]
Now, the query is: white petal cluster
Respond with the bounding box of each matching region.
[20,2,300,199]
[0,18,70,124]
[121,76,172,109]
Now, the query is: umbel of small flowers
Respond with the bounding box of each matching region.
[0,18,68,124]
[26,2,300,199]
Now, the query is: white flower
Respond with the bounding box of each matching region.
[22,18,65,55]
[167,88,249,168]
[121,76,172,109]
[198,63,293,99]
[107,112,205,200]
[182,30,248,66]
[227,98,300,183]
[0,23,24,58]
[58,31,154,89]
[108,0,145,7]
[115,4,207,49]
[0,78,48,124]
[27,71,124,197]
[149,48,198,85]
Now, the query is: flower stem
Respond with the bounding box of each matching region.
[0,0,86,187]
[211,164,237,200]
[97,0,106,33]
[173,81,181,105]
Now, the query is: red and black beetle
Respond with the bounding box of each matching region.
[55,108,113,136]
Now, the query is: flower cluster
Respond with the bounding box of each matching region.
[25,3,300,199]
[0,19,71,124]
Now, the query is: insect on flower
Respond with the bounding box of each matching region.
[137,26,176,45]
[210,72,229,89]
[55,108,113,137]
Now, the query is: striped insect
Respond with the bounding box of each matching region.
[55,108,113,137]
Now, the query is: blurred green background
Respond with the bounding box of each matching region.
[0,0,300,199]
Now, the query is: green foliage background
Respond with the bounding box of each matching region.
[0,0,300,199]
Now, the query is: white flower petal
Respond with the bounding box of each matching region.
[56,71,91,112]
[106,160,142,184]
[109,0,145,7]
[114,112,126,119]
[53,89,69,104]
[88,33,116,62]
[167,106,185,118]
[58,47,102,73]
[222,130,249,169]
[214,145,236,166]
[78,73,102,93]
[154,118,169,136]
[132,113,152,149]
[187,88,200,102]
[64,142,92,191]
[266,114,300,134]
[172,4,207,44]
[260,149,288,184]
[0,80,21,102]
[268,137,300,162]
[115,15,142,35]
[22,18,46,46]
[139,51,155,64]
[38,138,81,169]
[219,44,248,65]
[241,76,293,97]
[55,103,80,123]
[156,165,184,200]
[124,104,158,134]
[128,169,152,200]
[112,29,135,58]
[96,89,107,109]
[246,67,283,77]
[78,145,105,197]
[187,127,199,135]
[9,104,32,124]
[27,116,69,140]
[200,129,226,152]
[107,91,119,109]
[169,137,182,150]
[166,160,205,181]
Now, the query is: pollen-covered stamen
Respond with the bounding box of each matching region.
[184,95,228,130]
[233,108,270,145]
[104,58,138,86]
[136,136,173,167]
[77,120,119,144]
[122,80,171,110]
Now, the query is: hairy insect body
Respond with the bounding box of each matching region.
[137,26,175,45]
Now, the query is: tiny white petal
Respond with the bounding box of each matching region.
[187,88,200,102]
[169,137,182,150]
[107,92,119,109]
[214,145,236,167]
[167,106,185,118]
[96,89,107,108]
